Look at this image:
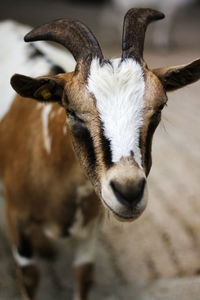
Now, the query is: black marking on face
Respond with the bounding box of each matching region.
[99,122,113,168]
[72,123,96,170]
[18,231,33,259]
[141,112,161,176]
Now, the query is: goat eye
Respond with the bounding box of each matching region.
[67,109,75,117]
[66,109,84,123]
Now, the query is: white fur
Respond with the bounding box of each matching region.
[0,20,75,121]
[41,104,52,153]
[13,247,34,267]
[87,58,145,166]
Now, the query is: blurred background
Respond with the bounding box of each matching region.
[0,0,200,299]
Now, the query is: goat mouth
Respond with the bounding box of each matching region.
[112,210,142,222]
[102,198,142,222]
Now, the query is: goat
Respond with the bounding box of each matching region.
[0,8,200,300]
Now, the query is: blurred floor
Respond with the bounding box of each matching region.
[0,1,200,299]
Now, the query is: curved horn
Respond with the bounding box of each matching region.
[122,8,165,62]
[24,19,103,62]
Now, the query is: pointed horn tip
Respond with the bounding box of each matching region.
[10,73,20,84]
[152,11,165,21]
[125,8,165,21]
[24,30,38,43]
[23,18,80,43]
[24,32,32,42]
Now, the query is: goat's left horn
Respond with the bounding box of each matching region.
[24,19,103,62]
[122,8,165,62]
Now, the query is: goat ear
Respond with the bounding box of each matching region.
[152,58,200,92]
[10,74,64,103]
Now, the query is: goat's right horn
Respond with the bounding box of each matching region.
[122,8,165,62]
[24,19,103,63]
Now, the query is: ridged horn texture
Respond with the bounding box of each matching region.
[122,8,165,62]
[24,18,103,62]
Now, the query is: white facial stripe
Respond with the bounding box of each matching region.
[41,104,52,153]
[87,58,145,166]
[13,247,34,267]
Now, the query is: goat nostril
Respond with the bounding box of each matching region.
[110,180,126,202]
[110,179,146,206]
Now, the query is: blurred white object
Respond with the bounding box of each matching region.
[0,20,75,119]
[103,0,194,48]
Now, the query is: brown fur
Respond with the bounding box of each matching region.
[1,96,100,230]
[0,95,100,299]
